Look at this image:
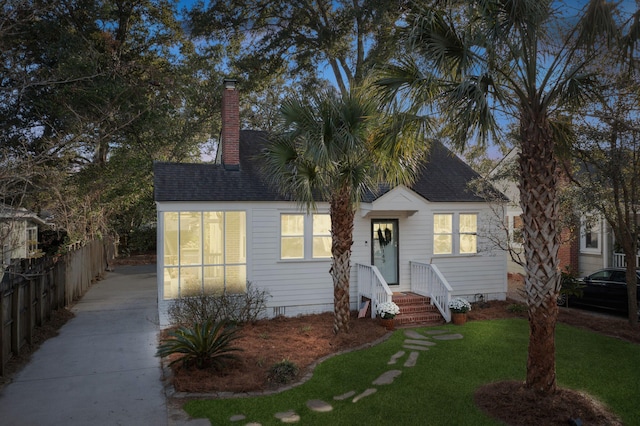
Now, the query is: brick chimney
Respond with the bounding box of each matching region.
[221,78,240,170]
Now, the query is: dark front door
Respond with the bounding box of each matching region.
[371,219,399,285]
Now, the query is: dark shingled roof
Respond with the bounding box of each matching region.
[154,130,493,203]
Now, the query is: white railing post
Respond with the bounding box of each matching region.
[612,252,640,268]
[409,261,453,322]
[355,263,393,319]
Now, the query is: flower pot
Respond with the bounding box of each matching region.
[379,317,395,331]
[451,312,467,325]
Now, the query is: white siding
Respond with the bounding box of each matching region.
[156,193,508,325]
[352,192,507,301]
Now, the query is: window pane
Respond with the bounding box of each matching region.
[313,236,332,258]
[226,265,247,293]
[459,214,477,233]
[313,214,331,258]
[513,215,524,244]
[281,237,304,259]
[459,214,477,254]
[203,212,223,265]
[585,229,598,248]
[313,214,331,235]
[180,212,201,265]
[281,214,304,259]
[164,212,179,266]
[163,267,179,299]
[180,266,202,297]
[226,211,246,264]
[434,214,452,233]
[460,234,477,254]
[281,214,304,236]
[434,214,452,254]
[434,235,452,254]
[203,266,224,295]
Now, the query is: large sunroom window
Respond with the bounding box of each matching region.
[163,211,246,299]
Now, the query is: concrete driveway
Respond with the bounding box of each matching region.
[0,264,168,426]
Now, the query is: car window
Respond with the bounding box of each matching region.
[589,270,612,280]
[611,271,626,282]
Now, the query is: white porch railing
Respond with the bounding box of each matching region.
[356,263,393,319]
[410,261,453,323]
[612,252,640,268]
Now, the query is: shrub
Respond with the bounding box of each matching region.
[156,320,242,370]
[558,269,584,307]
[267,359,299,385]
[506,303,527,313]
[167,281,270,326]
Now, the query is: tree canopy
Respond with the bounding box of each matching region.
[376,0,635,395]
[187,0,409,95]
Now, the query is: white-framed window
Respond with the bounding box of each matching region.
[26,226,38,257]
[434,214,453,254]
[510,215,524,245]
[580,215,601,254]
[312,214,331,258]
[281,214,304,259]
[162,210,246,299]
[433,213,478,255]
[280,213,331,260]
[459,214,477,254]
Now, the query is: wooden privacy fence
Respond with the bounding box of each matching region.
[0,239,113,376]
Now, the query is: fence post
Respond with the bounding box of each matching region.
[10,273,20,355]
[27,277,34,346]
[0,284,6,376]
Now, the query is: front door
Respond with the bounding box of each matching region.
[371,219,399,285]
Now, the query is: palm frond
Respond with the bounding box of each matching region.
[576,0,619,50]
[404,5,473,78]
[440,77,498,150]
[552,70,602,111]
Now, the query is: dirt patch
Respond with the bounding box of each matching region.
[168,312,388,393]
[475,381,623,426]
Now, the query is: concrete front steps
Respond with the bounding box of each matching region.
[392,292,445,326]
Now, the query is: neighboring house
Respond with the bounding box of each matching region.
[490,148,629,278]
[153,81,507,326]
[0,204,47,266]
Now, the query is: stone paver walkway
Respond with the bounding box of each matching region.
[222,327,465,425]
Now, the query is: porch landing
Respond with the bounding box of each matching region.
[392,292,445,326]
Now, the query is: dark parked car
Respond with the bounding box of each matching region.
[568,268,640,316]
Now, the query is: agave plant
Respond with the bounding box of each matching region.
[156,320,242,370]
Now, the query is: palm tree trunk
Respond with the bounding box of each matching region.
[330,185,355,334]
[519,112,561,395]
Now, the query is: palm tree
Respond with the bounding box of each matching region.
[261,89,424,334]
[377,0,622,394]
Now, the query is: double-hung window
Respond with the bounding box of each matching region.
[580,215,600,254]
[433,213,478,255]
[280,213,331,260]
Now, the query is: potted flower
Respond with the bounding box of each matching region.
[448,297,472,325]
[377,301,400,330]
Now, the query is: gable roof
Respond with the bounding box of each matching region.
[154,131,495,203]
[0,204,48,226]
[154,131,286,202]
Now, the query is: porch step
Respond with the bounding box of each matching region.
[392,292,445,326]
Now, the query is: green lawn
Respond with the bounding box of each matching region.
[184,319,640,425]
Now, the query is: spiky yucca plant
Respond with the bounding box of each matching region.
[156,320,242,370]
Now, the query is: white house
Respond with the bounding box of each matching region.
[153,81,507,326]
[0,204,46,266]
[489,148,631,279]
